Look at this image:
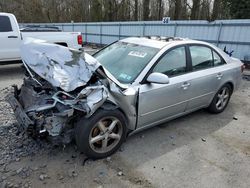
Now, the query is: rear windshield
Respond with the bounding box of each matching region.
[93,42,159,83]
[0,16,12,32]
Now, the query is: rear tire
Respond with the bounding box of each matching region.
[208,84,232,114]
[75,109,126,159]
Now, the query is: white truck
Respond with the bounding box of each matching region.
[0,13,83,62]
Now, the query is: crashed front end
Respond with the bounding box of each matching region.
[7,77,108,143]
[7,39,110,143]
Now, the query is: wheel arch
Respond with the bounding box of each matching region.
[100,101,133,136]
[208,81,234,108]
[226,81,234,93]
[100,101,129,125]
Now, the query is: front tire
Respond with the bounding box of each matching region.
[208,84,232,113]
[75,109,126,159]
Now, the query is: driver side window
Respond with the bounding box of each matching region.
[153,46,186,77]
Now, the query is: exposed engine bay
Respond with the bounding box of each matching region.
[9,73,108,143]
[7,39,137,144]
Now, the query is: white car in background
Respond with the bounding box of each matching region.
[0,12,83,62]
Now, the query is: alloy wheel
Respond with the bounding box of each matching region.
[89,116,123,153]
[215,87,230,110]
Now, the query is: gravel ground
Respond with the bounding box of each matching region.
[0,58,250,187]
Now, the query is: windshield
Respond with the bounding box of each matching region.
[93,42,159,84]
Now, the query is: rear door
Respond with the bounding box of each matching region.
[0,15,21,61]
[137,46,190,128]
[185,45,227,111]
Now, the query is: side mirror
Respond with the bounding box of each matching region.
[146,72,169,84]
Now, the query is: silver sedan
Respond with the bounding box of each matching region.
[8,37,243,159]
[85,37,243,158]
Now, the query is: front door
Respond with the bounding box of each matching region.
[137,46,190,128]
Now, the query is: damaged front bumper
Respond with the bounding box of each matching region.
[6,87,77,143]
[6,76,108,144]
[7,94,34,130]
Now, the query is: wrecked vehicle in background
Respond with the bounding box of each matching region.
[7,37,243,159]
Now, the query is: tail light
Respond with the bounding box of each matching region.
[77,35,83,45]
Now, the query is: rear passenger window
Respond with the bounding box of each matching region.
[190,46,213,70]
[0,16,12,32]
[153,46,186,77]
[213,51,226,66]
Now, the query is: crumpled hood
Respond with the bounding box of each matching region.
[20,38,100,92]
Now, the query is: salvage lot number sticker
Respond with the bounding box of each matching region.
[128,51,147,58]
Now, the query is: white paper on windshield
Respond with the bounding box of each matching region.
[128,51,147,58]
[119,73,132,81]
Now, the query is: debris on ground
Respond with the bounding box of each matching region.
[242,75,250,81]
[201,138,206,142]
[39,164,47,169]
[117,171,123,176]
[93,177,102,185]
[233,116,238,120]
[58,175,64,180]
[82,157,90,166]
[39,174,48,181]
[68,169,78,177]
[106,157,111,162]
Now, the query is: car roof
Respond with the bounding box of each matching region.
[120,36,213,49]
[120,37,170,49]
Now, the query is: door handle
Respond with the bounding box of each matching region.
[216,73,223,79]
[8,36,18,38]
[181,82,191,90]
